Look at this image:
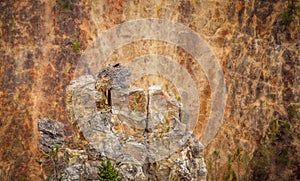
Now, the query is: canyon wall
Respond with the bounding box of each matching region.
[0,0,299,180]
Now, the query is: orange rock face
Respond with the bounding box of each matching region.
[0,0,299,180]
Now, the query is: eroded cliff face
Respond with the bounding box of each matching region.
[0,0,299,180]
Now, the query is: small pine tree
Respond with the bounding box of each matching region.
[98,159,122,181]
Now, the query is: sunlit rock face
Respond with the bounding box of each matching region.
[0,0,299,180]
[64,64,206,180]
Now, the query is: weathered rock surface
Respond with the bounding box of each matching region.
[63,64,207,180]
[38,118,64,153]
[52,136,206,181]
[0,0,299,180]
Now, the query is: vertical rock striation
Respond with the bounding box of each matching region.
[0,0,299,180]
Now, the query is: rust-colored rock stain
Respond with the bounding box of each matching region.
[0,0,299,180]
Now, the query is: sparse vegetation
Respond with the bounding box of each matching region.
[206,150,220,181]
[250,105,298,180]
[206,159,214,181]
[222,155,237,181]
[57,0,73,12]
[72,40,81,53]
[233,147,249,181]
[281,0,299,25]
[267,118,280,138]
[98,159,122,181]
[207,148,250,181]
[288,104,297,123]
[48,144,64,180]
[177,96,181,102]
[212,151,220,181]
[18,176,32,181]
[38,144,68,181]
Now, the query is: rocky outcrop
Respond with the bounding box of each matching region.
[63,64,207,180]
[57,137,206,181]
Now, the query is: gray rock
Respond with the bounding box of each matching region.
[38,118,64,153]
[96,64,131,90]
[63,64,207,180]
[62,164,83,181]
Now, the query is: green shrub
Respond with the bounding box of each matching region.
[98,159,122,181]
[72,41,81,53]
